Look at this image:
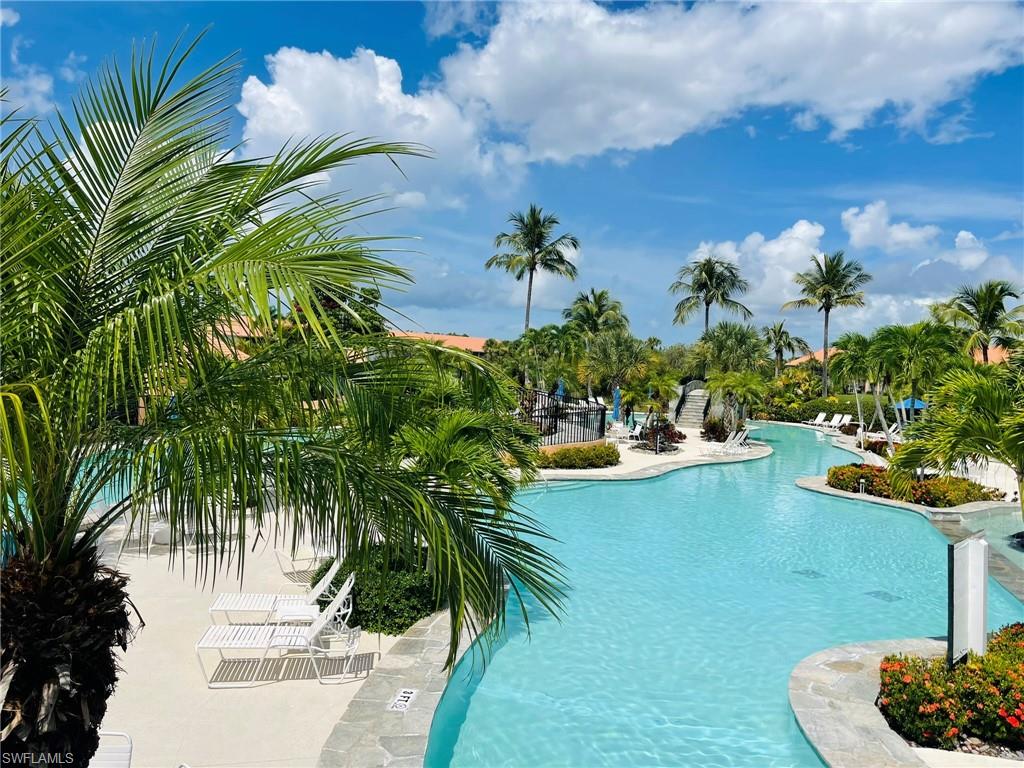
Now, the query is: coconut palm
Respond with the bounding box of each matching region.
[782,251,872,397]
[669,256,752,333]
[891,356,1024,521]
[872,322,956,422]
[562,288,627,396]
[934,280,1023,363]
[690,321,769,375]
[706,370,768,431]
[0,42,563,758]
[762,321,811,378]
[830,332,872,447]
[487,204,579,332]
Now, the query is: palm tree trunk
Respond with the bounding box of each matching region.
[775,352,782,379]
[821,309,830,397]
[704,302,711,334]
[909,382,917,423]
[854,385,864,449]
[982,344,989,364]
[873,383,895,454]
[524,268,535,332]
[889,390,904,430]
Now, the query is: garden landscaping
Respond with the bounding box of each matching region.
[537,443,621,469]
[877,623,1024,760]
[826,463,1002,508]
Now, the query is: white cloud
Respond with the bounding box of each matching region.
[745,125,757,139]
[914,230,996,273]
[841,200,940,252]
[237,46,524,205]
[423,1,497,39]
[1,8,19,26]
[393,190,427,208]
[1,36,55,116]
[59,51,87,83]
[440,0,1023,162]
[827,183,1023,223]
[792,111,819,132]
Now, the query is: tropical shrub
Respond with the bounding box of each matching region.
[311,547,437,636]
[878,623,1024,750]
[755,395,861,423]
[701,416,731,442]
[537,443,620,469]
[827,464,1000,507]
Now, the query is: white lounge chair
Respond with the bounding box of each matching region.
[803,412,827,426]
[823,414,853,432]
[93,732,132,768]
[209,560,345,624]
[196,580,360,688]
[624,423,643,442]
[820,414,842,430]
[274,548,324,584]
[706,431,738,455]
[721,429,750,455]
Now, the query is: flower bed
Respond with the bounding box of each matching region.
[826,463,1001,507]
[878,623,1024,752]
[537,443,620,469]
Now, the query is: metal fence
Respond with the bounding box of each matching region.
[516,389,607,446]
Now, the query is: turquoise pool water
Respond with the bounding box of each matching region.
[425,423,1024,768]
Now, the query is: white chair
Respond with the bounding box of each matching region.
[209,561,345,624]
[820,414,842,430]
[803,412,827,426]
[274,548,324,584]
[93,732,132,768]
[706,431,737,455]
[823,414,853,432]
[196,579,360,688]
[624,423,643,442]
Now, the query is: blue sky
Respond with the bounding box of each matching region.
[3,1,1023,344]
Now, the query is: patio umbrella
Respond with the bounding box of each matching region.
[555,378,565,401]
[613,386,621,421]
[898,398,927,410]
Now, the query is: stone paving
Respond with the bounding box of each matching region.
[789,638,946,767]
[317,612,471,768]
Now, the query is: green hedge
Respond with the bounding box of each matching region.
[310,546,436,635]
[755,395,863,423]
[879,623,1024,750]
[537,443,620,469]
[826,463,1001,507]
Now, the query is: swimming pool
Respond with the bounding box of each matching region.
[425,423,1024,768]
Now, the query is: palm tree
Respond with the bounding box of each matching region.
[487,204,579,332]
[872,322,955,421]
[690,321,769,375]
[891,356,1024,522]
[762,321,811,378]
[830,332,872,447]
[706,370,768,431]
[581,330,652,394]
[934,280,1023,363]
[0,42,563,758]
[562,288,628,396]
[669,256,752,333]
[782,251,872,397]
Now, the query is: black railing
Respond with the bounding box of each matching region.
[516,388,607,446]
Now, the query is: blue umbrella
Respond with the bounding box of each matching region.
[555,378,565,401]
[898,398,927,410]
[613,386,621,421]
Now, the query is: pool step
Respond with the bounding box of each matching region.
[676,389,709,429]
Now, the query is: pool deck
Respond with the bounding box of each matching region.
[539,426,772,481]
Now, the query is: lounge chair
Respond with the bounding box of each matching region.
[274,548,324,584]
[706,431,737,455]
[196,580,360,688]
[721,429,750,455]
[209,560,345,624]
[624,422,643,442]
[865,423,902,443]
[823,414,853,432]
[803,412,827,426]
[820,414,843,430]
[93,732,132,768]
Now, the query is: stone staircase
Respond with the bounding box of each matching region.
[676,389,709,429]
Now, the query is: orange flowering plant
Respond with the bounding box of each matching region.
[878,624,1024,750]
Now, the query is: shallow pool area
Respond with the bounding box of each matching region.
[962,506,1024,570]
[425,424,1024,768]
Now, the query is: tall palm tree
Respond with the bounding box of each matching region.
[669,256,752,333]
[486,204,579,332]
[830,332,872,447]
[0,42,563,758]
[762,321,811,378]
[690,321,769,375]
[935,280,1023,363]
[562,288,628,396]
[872,322,955,421]
[782,251,872,397]
[891,356,1024,522]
